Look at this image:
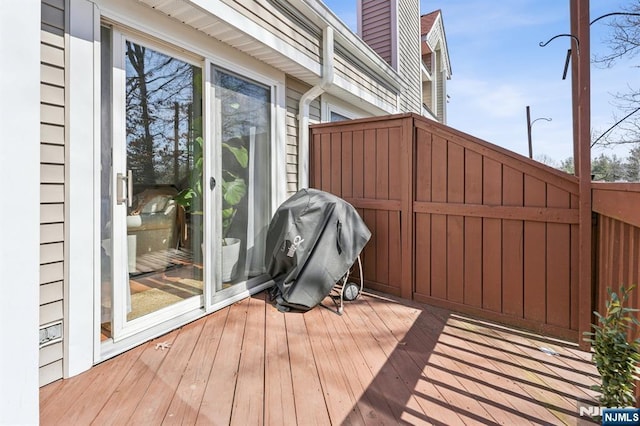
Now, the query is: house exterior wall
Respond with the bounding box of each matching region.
[437,61,446,122]
[220,0,322,65]
[333,44,398,110]
[0,1,41,423]
[422,80,433,111]
[26,0,428,398]
[358,0,422,114]
[397,0,422,113]
[358,0,393,66]
[39,0,66,387]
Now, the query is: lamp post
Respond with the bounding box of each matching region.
[526,105,552,159]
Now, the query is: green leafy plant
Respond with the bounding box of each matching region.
[220,141,247,242]
[174,136,204,214]
[174,136,248,243]
[583,285,640,408]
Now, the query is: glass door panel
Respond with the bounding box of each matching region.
[212,68,271,296]
[101,29,205,341]
[123,40,204,323]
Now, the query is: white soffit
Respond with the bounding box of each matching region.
[137,0,322,81]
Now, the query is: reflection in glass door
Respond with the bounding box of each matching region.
[101,29,205,341]
[211,68,271,299]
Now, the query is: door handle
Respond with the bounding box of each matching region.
[116,170,133,207]
[127,170,133,207]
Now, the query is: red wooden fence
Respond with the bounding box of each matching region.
[310,113,584,341]
[592,183,640,401]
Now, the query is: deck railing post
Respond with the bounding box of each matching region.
[570,0,593,350]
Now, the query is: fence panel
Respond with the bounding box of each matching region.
[311,114,582,340]
[411,118,580,340]
[593,183,640,401]
[310,116,411,297]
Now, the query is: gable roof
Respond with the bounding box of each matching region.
[420,9,451,77]
[420,10,440,36]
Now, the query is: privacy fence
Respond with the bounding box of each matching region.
[310,113,640,344]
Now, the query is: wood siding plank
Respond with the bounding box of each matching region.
[546,186,571,328]
[447,143,465,303]
[482,158,502,313]
[363,129,377,199]
[415,213,431,297]
[431,135,447,203]
[415,128,432,202]
[340,132,353,198]
[464,150,483,308]
[431,214,447,300]
[502,166,524,318]
[40,281,63,305]
[375,128,389,200]
[320,133,331,192]
[375,210,390,288]
[330,132,342,196]
[524,176,547,323]
[40,262,64,285]
[352,130,364,198]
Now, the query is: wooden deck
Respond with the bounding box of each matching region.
[40,290,600,425]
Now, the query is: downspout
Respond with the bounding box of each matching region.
[298,26,334,190]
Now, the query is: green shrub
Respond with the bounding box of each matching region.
[583,286,640,408]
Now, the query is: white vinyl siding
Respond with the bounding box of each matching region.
[221,0,322,63]
[397,0,422,113]
[40,0,66,386]
[333,49,398,110]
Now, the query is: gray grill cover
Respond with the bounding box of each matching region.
[265,188,371,311]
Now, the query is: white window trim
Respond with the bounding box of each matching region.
[321,96,369,122]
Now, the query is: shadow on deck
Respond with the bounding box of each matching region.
[40,290,600,425]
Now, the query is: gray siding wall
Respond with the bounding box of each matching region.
[224,0,322,64]
[436,52,445,122]
[359,0,392,65]
[40,0,66,387]
[333,49,398,109]
[423,80,433,110]
[397,0,422,113]
[285,76,320,195]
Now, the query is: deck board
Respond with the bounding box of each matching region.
[164,308,228,425]
[230,295,266,426]
[40,290,600,425]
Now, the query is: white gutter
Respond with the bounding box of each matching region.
[298,26,334,190]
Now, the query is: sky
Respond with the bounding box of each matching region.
[321,0,639,164]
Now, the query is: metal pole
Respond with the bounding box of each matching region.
[526,106,533,159]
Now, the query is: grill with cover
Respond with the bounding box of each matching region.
[265,188,371,313]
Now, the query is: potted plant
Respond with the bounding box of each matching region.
[174,136,248,281]
[220,139,247,281]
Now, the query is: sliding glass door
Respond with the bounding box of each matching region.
[101,29,205,341]
[100,27,274,345]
